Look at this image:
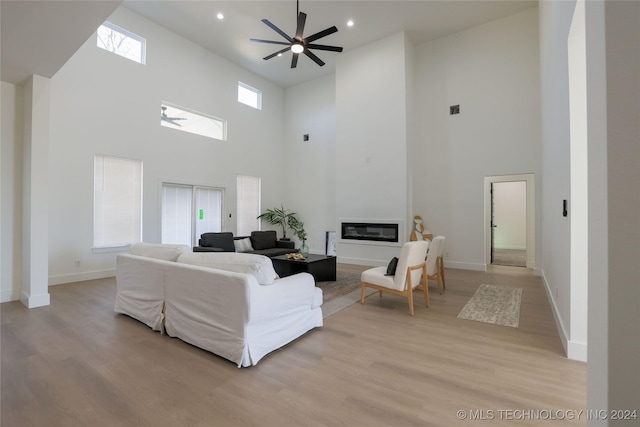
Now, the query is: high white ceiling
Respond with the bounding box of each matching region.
[124,0,537,88]
[1,1,537,88]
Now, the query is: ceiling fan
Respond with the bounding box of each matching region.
[250,0,343,68]
[161,106,186,127]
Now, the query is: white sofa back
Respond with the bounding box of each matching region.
[130,242,190,261]
[176,252,278,285]
[115,245,323,367]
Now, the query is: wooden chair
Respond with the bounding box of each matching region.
[426,236,446,294]
[360,241,430,316]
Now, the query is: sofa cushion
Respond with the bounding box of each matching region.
[234,237,254,253]
[250,230,277,250]
[130,243,190,261]
[176,252,278,285]
[198,232,236,252]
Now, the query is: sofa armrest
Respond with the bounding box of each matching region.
[275,240,295,249]
[248,273,319,322]
[193,246,225,252]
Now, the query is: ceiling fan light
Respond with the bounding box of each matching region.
[291,43,304,54]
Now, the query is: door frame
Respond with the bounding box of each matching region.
[484,174,535,270]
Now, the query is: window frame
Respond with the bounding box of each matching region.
[238,82,262,110]
[96,21,146,65]
[160,101,227,141]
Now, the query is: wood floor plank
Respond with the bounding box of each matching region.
[1,266,586,426]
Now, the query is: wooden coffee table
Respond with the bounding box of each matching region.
[271,254,337,282]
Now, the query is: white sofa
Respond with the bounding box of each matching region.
[114,243,323,367]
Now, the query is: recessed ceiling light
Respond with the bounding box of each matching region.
[347,20,354,27]
[217,13,224,20]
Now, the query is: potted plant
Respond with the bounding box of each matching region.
[257,205,298,240]
[289,216,309,257]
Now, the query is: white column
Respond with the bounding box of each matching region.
[20,75,50,308]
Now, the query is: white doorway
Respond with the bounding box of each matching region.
[491,181,527,266]
[484,174,535,269]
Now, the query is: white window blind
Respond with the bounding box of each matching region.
[94,155,142,248]
[161,183,223,246]
[237,175,261,236]
[161,184,193,246]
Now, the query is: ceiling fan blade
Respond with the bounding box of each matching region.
[261,19,292,42]
[305,26,338,44]
[264,46,291,60]
[291,53,299,68]
[307,44,343,52]
[295,12,306,40]
[250,38,290,46]
[304,49,325,67]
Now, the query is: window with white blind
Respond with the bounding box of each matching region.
[93,155,142,249]
[161,183,224,246]
[237,175,261,236]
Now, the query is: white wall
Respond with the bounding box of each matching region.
[283,74,336,254]
[1,82,23,302]
[46,6,285,284]
[493,181,527,250]
[539,0,583,360]
[593,0,640,421]
[412,7,541,271]
[334,32,412,265]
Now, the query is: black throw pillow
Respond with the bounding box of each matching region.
[385,257,399,276]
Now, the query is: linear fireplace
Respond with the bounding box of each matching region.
[340,221,400,244]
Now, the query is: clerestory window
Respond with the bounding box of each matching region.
[97,21,146,64]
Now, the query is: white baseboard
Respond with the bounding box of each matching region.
[49,269,116,286]
[1,288,20,303]
[540,271,587,362]
[19,290,50,308]
[444,261,486,271]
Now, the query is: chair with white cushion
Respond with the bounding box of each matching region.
[360,240,430,316]
[426,236,446,294]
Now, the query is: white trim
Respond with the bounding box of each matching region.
[19,291,50,308]
[1,289,20,303]
[446,261,486,272]
[49,269,116,286]
[484,174,536,269]
[541,270,587,362]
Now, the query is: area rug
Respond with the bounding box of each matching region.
[316,270,375,318]
[457,284,523,328]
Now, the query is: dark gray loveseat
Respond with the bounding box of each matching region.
[193,230,296,257]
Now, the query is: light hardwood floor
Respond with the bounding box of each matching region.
[1,265,586,426]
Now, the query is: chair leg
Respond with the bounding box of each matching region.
[360,283,366,304]
[407,287,414,316]
[422,281,430,307]
[438,256,446,290]
[437,275,444,295]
